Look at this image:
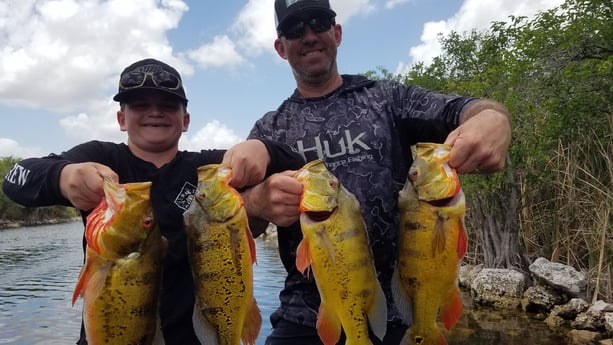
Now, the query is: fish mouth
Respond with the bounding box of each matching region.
[424,191,463,207]
[305,210,334,222]
[425,197,454,207]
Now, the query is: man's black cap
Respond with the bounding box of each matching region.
[274,0,336,30]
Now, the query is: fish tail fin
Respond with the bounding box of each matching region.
[296,239,312,276]
[72,248,110,305]
[440,287,463,330]
[367,280,388,341]
[457,221,468,259]
[241,297,262,345]
[316,303,341,345]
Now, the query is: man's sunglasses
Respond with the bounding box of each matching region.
[278,16,335,39]
[119,69,182,90]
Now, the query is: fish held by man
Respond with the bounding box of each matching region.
[183,164,262,345]
[72,179,166,345]
[295,160,387,345]
[393,143,467,345]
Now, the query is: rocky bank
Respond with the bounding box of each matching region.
[461,257,613,344]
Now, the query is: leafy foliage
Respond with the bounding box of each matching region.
[371,0,612,299]
[0,156,78,226]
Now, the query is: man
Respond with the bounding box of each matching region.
[2,58,305,344]
[243,0,512,344]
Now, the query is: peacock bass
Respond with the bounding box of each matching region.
[393,143,467,345]
[72,179,166,345]
[295,160,388,345]
[183,164,262,345]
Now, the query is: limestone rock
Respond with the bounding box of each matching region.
[529,257,587,296]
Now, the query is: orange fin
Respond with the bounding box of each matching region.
[296,239,312,276]
[457,221,468,258]
[241,297,262,345]
[316,302,341,345]
[440,287,463,330]
[72,248,112,305]
[245,225,257,264]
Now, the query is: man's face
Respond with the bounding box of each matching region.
[117,89,189,154]
[275,11,341,85]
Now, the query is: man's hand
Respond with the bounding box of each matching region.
[59,162,118,211]
[242,171,303,227]
[445,100,511,174]
[223,139,270,189]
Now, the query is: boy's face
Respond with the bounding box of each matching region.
[117,89,189,154]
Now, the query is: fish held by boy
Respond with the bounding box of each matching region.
[183,164,262,345]
[295,160,387,345]
[72,179,166,345]
[393,143,467,345]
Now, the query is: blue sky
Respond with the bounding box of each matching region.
[0,0,562,159]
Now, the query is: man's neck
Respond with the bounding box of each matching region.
[297,73,343,98]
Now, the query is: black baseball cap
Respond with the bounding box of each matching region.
[274,0,336,30]
[113,58,188,104]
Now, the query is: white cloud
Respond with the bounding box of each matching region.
[0,0,189,111]
[397,0,564,74]
[187,35,247,70]
[0,138,46,159]
[384,0,411,10]
[180,120,242,150]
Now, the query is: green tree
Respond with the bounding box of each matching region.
[377,0,612,299]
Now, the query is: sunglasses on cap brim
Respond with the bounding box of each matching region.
[119,70,182,91]
[278,15,335,39]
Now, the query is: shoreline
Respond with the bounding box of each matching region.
[0,217,81,230]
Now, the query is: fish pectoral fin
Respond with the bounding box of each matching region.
[457,221,468,259]
[296,239,313,276]
[390,268,413,326]
[241,297,263,345]
[367,280,389,341]
[440,287,463,331]
[245,226,257,265]
[316,303,341,345]
[192,300,219,345]
[72,248,111,306]
[431,213,447,257]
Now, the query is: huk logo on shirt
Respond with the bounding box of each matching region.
[296,130,371,160]
[4,163,30,187]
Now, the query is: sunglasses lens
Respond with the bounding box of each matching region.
[152,71,180,89]
[120,72,146,88]
[282,22,305,39]
[309,17,332,33]
[281,15,333,39]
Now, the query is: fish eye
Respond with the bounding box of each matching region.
[196,193,206,201]
[143,217,154,228]
[409,168,418,179]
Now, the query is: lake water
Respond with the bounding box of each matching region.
[0,222,567,344]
